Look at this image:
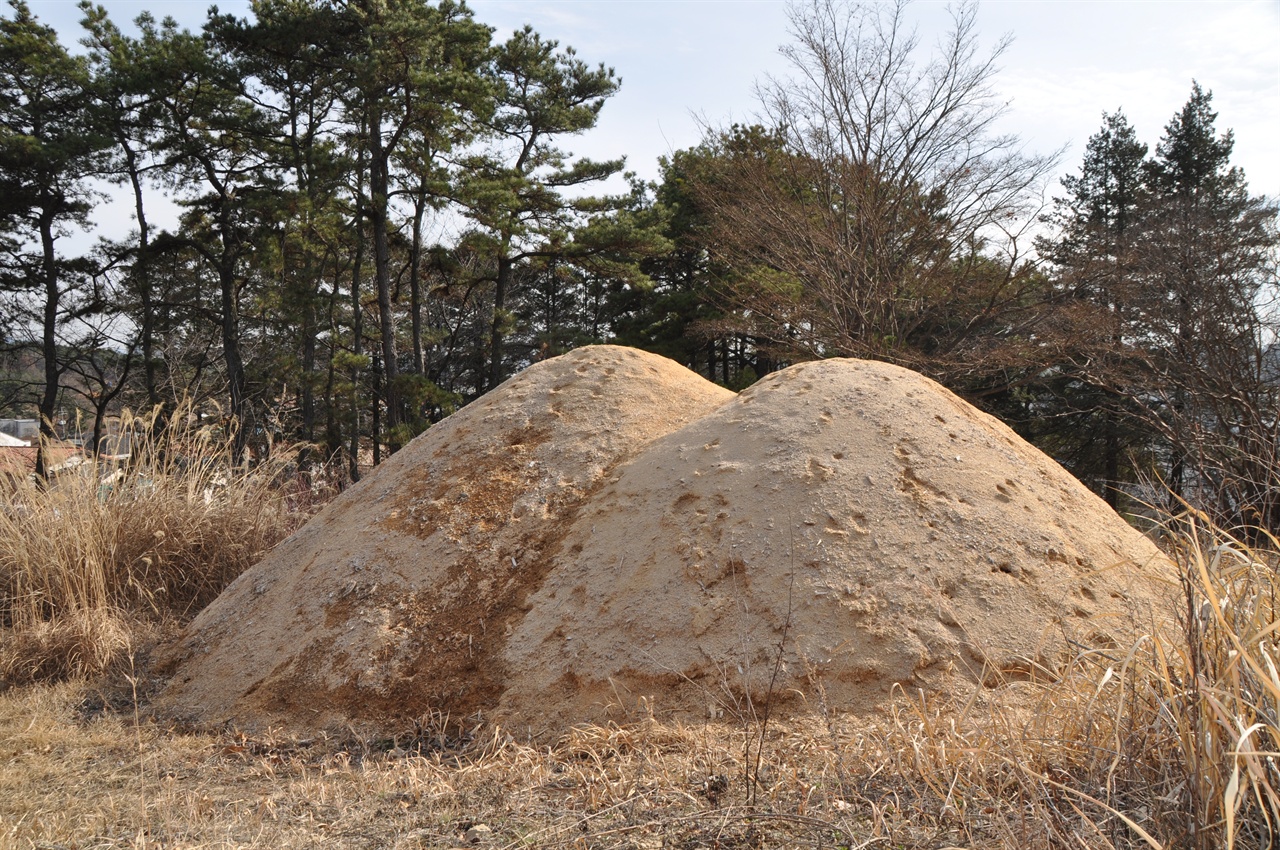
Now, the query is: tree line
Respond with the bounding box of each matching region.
[2,0,1276,533]
[1,0,668,479]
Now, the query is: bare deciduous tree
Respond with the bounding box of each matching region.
[690,0,1062,388]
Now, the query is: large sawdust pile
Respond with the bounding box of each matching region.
[156,346,1174,736]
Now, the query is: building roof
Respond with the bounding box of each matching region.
[0,444,82,481]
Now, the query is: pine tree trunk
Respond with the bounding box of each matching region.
[218,255,248,461]
[349,212,365,484]
[368,119,401,446]
[488,252,513,392]
[35,210,59,483]
[124,143,160,410]
[410,185,427,376]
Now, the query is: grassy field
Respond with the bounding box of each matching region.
[1,418,1276,848]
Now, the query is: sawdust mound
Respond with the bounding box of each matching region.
[499,359,1174,731]
[156,347,1174,736]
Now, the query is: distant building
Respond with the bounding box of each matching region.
[0,419,38,441]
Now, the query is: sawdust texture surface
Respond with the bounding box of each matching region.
[156,347,1174,737]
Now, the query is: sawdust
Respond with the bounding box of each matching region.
[155,346,1175,737]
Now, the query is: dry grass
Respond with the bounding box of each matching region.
[848,513,1278,850]
[0,683,1027,850]
[0,405,324,685]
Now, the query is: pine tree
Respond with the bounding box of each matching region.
[1043,84,1279,530]
[208,0,357,463]
[613,136,770,385]
[141,16,283,457]
[1036,111,1150,507]
[336,0,491,448]
[0,0,108,477]
[1133,82,1279,527]
[459,26,626,391]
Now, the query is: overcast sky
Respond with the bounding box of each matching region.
[27,0,1280,217]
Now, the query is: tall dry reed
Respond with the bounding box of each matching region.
[0,405,324,684]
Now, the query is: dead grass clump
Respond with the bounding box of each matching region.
[0,404,323,685]
[0,608,134,685]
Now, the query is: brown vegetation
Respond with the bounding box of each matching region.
[0,405,323,685]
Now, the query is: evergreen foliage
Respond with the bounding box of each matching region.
[1038,86,1278,529]
[1,0,658,479]
[0,0,110,476]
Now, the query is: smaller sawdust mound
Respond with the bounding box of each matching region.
[155,346,734,732]
[156,348,1175,738]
